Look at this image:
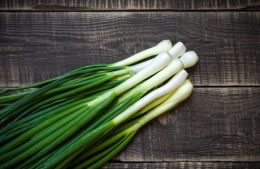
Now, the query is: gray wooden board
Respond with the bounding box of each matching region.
[109,87,260,162]
[102,162,260,169]
[0,12,259,87]
[0,0,259,11]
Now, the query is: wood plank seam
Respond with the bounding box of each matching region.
[0,0,259,11]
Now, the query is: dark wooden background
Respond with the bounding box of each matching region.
[0,0,259,168]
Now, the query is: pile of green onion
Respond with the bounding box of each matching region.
[0,40,198,169]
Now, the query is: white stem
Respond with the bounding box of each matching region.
[131,91,173,119]
[180,51,199,68]
[129,59,154,72]
[137,80,193,127]
[132,70,188,113]
[129,41,187,72]
[114,52,172,95]
[112,64,187,124]
[168,41,186,59]
[112,40,172,67]
[140,58,183,90]
[146,69,188,99]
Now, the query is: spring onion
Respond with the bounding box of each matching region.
[0,40,198,169]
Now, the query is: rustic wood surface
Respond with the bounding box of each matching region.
[0,12,259,87]
[0,0,259,169]
[0,0,260,11]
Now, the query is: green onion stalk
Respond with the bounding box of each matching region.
[0,40,180,127]
[0,40,199,169]
[0,41,186,145]
[12,51,197,169]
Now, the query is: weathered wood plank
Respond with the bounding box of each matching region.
[103,162,260,169]
[112,87,260,161]
[0,12,259,87]
[0,0,259,11]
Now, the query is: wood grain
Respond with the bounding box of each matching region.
[0,0,259,11]
[111,87,260,162]
[103,162,260,169]
[0,12,259,87]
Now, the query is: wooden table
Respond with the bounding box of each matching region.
[0,1,259,168]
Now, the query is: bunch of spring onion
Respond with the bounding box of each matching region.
[0,40,198,169]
